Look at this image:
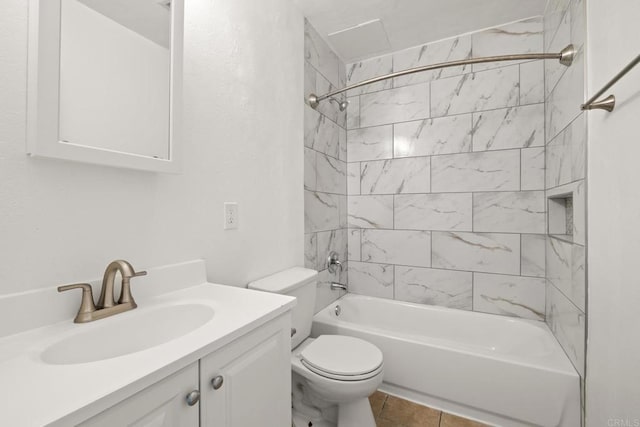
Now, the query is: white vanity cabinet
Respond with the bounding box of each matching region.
[200,314,291,426]
[79,363,200,427]
[79,315,291,427]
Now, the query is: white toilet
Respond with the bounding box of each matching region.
[248,267,384,427]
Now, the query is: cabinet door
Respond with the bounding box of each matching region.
[80,362,199,427]
[200,315,291,427]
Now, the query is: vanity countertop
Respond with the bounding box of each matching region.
[0,275,295,426]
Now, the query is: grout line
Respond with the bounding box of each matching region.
[471,192,475,233]
[521,149,526,191]
[352,145,541,165]
[357,94,361,129]
[315,231,320,272]
[520,231,523,276]
[350,102,544,132]
[430,227,434,268]
[392,194,395,229]
[392,261,396,300]
[306,98,346,130]
[390,53,395,90]
[471,272,475,310]
[544,45,582,102]
[545,112,585,147]
[351,259,545,280]
[380,393,389,418]
[428,155,433,194]
[546,260,586,314]
[338,187,544,197]
[519,148,523,191]
[391,122,395,158]
[306,139,348,164]
[518,63,522,105]
[429,80,433,119]
[470,111,475,151]
[304,59,339,94]
[546,177,586,193]
[345,224,545,237]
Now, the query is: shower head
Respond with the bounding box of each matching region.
[329,97,349,111]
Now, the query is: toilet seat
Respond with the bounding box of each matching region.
[299,335,383,381]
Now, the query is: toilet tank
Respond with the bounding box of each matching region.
[247,267,317,349]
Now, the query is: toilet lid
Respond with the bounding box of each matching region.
[300,335,383,377]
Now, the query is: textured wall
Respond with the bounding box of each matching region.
[343,18,547,320]
[303,20,348,312]
[0,0,304,294]
[585,0,640,423]
[543,0,587,384]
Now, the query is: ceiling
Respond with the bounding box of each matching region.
[294,0,546,63]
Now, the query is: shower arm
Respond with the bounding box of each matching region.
[308,44,576,108]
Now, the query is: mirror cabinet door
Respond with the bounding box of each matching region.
[27,0,183,173]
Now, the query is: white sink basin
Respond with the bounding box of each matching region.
[41,303,215,365]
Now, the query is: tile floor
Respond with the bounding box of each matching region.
[369,391,490,427]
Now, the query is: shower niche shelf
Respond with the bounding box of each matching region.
[548,192,575,243]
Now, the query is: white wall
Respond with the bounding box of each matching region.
[586,0,640,425]
[0,0,304,295]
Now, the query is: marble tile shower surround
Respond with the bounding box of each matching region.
[344,17,548,322]
[304,20,348,311]
[543,0,587,383]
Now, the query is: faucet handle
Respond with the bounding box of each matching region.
[327,251,343,274]
[118,268,147,306]
[58,283,97,323]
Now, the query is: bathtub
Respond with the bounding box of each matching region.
[311,294,580,427]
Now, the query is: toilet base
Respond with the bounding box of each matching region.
[292,398,376,427]
[292,410,335,427]
[337,398,376,427]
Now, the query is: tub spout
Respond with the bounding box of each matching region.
[331,282,347,291]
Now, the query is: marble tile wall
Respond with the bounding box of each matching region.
[344,17,547,321]
[304,20,348,312]
[544,0,587,388]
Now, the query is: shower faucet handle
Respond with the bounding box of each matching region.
[327,251,343,274]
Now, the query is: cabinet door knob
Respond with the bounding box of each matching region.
[211,375,224,390]
[185,390,200,406]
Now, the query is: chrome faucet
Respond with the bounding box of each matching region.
[330,282,347,291]
[327,251,343,274]
[58,260,147,323]
[327,252,347,291]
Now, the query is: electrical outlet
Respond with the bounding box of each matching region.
[224,202,238,230]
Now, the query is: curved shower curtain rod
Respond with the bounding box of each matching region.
[308,44,576,109]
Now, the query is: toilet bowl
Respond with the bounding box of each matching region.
[248,267,384,427]
[291,335,383,427]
